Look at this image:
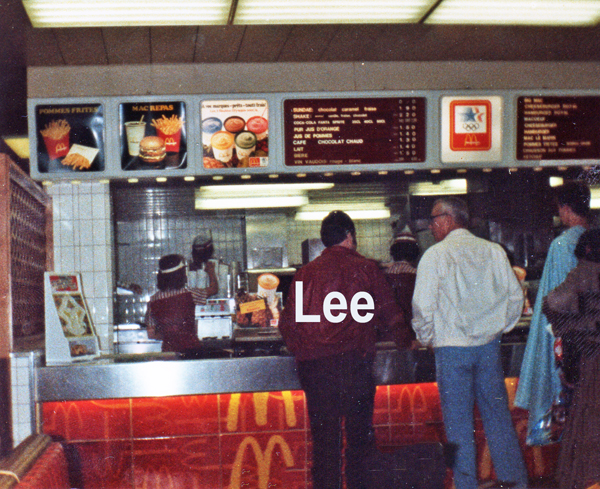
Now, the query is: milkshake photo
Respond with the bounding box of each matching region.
[201,99,269,169]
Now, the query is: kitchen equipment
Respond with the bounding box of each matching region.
[114,323,162,354]
[196,298,234,340]
[302,238,325,264]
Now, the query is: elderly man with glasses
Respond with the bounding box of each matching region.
[412,196,528,489]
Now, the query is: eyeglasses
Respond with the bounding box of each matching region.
[429,212,450,222]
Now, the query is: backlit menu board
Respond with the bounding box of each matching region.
[284,97,426,166]
[517,96,600,161]
[119,102,187,171]
[201,100,269,169]
[35,103,105,174]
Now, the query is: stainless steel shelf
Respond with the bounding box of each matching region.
[35,342,525,402]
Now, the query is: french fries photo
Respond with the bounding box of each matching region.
[62,152,91,170]
[151,114,184,135]
[40,119,71,140]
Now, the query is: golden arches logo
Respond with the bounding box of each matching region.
[55,143,68,152]
[226,391,298,432]
[464,133,481,147]
[137,465,177,489]
[229,435,295,489]
[393,385,430,419]
[165,137,177,145]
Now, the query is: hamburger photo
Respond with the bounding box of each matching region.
[139,136,166,164]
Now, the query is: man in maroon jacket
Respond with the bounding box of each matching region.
[280,211,408,489]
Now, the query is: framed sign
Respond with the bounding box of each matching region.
[201,99,269,169]
[441,96,503,164]
[119,101,187,171]
[34,103,105,174]
[517,96,600,161]
[284,97,426,166]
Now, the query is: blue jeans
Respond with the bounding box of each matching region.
[435,339,528,489]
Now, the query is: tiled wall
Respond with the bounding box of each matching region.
[287,218,394,265]
[40,380,559,489]
[10,351,42,446]
[45,181,114,352]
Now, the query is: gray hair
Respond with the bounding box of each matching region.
[433,196,470,227]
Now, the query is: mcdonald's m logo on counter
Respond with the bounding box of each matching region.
[229,435,295,489]
[226,392,299,432]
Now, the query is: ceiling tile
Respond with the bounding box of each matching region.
[236,25,293,62]
[151,26,198,64]
[103,27,151,64]
[0,1,28,67]
[55,28,108,65]
[278,25,339,62]
[26,29,64,66]
[320,25,376,62]
[194,26,246,63]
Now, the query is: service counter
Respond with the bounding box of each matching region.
[36,333,527,402]
[35,321,551,489]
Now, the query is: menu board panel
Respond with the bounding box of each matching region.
[119,102,187,171]
[517,96,600,161]
[284,97,426,166]
[440,96,503,164]
[201,100,269,169]
[35,103,105,174]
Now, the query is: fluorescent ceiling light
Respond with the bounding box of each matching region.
[196,195,308,210]
[234,0,439,24]
[409,179,467,196]
[549,176,564,187]
[425,0,600,26]
[197,183,333,198]
[2,137,29,159]
[296,209,391,220]
[591,188,600,209]
[295,202,390,220]
[22,0,231,27]
[195,183,331,209]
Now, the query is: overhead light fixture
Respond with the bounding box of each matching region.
[198,183,333,197]
[22,0,231,27]
[3,137,29,159]
[409,179,467,196]
[197,195,309,210]
[234,0,439,24]
[295,202,390,221]
[195,182,333,210]
[591,187,600,209]
[425,0,600,26]
[549,176,564,187]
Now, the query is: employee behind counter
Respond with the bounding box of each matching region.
[146,254,217,354]
[188,233,229,298]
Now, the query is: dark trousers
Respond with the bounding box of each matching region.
[297,351,376,489]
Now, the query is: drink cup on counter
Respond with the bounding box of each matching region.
[124,121,147,156]
[246,116,269,141]
[211,131,235,164]
[235,131,257,160]
[202,117,223,150]
[223,116,246,134]
[257,273,279,305]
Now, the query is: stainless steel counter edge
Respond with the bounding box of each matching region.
[36,344,525,402]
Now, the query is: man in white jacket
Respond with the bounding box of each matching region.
[412,196,528,489]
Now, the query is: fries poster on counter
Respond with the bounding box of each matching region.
[201,99,269,169]
[119,102,187,171]
[35,104,105,173]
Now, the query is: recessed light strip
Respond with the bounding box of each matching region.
[425,0,600,26]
